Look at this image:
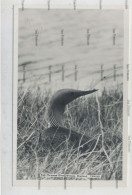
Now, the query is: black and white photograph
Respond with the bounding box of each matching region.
[13,6,129,186]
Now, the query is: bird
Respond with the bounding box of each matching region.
[40,88,101,154]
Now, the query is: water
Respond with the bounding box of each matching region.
[18,9,124,91]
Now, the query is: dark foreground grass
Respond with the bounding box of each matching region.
[17,86,123,180]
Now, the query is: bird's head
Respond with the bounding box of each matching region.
[51,88,98,106]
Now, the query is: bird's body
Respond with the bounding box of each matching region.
[43,126,98,153]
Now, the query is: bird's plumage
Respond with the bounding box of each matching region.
[43,88,100,153]
[43,126,99,153]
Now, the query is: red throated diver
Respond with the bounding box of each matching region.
[42,88,100,153]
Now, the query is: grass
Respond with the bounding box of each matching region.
[17,85,123,180]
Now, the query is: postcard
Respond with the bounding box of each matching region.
[13,5,129,187]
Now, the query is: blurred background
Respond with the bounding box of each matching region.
[18,9,124,92]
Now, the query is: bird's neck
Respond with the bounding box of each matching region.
[48,103,65,127]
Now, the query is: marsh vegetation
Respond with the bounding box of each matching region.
[17,86,123,180]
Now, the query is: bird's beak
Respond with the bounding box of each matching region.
[80,89,98,96]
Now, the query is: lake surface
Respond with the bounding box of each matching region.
[18,9,124,92]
